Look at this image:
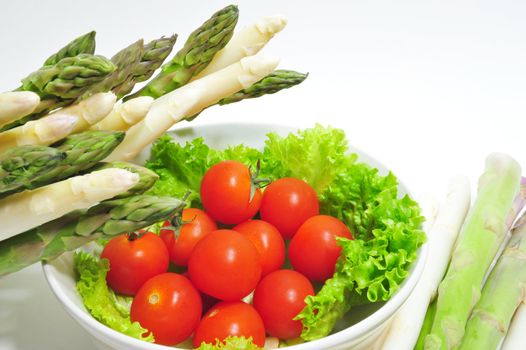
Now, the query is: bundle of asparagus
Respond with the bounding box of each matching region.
[379,156,526,350]
[0,4,309,277]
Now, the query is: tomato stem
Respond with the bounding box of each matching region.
[249,159,272,202]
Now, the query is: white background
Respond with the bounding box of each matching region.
[1,0,526,349]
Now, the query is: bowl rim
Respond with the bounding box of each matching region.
[42,121,429,350]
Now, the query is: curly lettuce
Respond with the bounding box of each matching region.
[194,336,262,350]
[74,251,154,342]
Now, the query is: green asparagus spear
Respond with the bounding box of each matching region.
[459,209,526,349]
[0,145,66,198]
[219,70,308,105]
[2,54,116,131]
[91,161,159,199]
[127,5,238,99]
[113,35,177,98]
[0,195,185,277]
[187,70,308,121]
[19,54,116,99]
[44,31,97,66]
[135,35,178,83]
[425,154,522,350]
[83,40,144,98]
[27,131,125,189]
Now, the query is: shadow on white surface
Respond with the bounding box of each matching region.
[0,264,93,350]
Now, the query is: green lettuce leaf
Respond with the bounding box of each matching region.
[74,251,154,342]
[297,160,426,340]
[146,135,262,208]
[262,125,350,194]
[194,336,263,350]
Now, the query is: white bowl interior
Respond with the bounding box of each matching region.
[43,122,428,350]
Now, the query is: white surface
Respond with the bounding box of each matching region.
[1,0,526,349]
[41,123,429,350]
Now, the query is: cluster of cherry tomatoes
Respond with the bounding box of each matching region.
[101,160,353,347]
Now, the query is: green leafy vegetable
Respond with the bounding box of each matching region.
[263,125,350,194]
[74,251,154,342]
[194,336,262,350]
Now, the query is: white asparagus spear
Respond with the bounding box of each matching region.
[502,302,526,350]
[380,176,471,350]
[106,54,279,162]
[192,14,287,80]
[0,91,40,128]
[0,92,116,151]
[90,96,154,131]
[0,168,139,242]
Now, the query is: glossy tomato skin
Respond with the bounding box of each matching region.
[188,229,262,301]
[101,232,169,296]
[200,160,261,225]
[260,177,319,239]
[160,208,217,266]
[130,273,202,345]
[193,301,266,348]
[253,270,314,339]
[233,220,285,276]
[289,215,353,282]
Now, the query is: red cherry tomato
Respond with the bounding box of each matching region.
[233,220,285,276]
[200,160,261,225]
[289,215,353,282]
[160,208,217,266]
[260,177,319,239]
[130,273,202,345]
[101,232,169,296]
[193,301,266,348]
[188,229,262,301]
[253,270,314,339]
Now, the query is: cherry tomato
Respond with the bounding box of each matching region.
[188,229,262,301]
[260,177,319,239]
[289,215,353,282]
[160,208,217,266]
[233,220,285,276]
[130,273,202,345]
[253,270,314,339]
[200,160,261,225]
[193,301,266,348]
[101,232,169,296]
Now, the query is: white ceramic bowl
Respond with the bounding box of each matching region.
[42,122,428,350]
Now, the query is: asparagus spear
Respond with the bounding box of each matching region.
[0,168,139,242]
[127,5,239,99]
[113,35,177,98]
[219,70,308,105]
[459,199,526,349]
[187,70,307,121]
[27,130,125,190]
[44,31,97,66]
[424,154,523,350]
[90,96,153,131]
[91,161,159,199]
[0,92,116,153]
[2,54,117,131]
[0,145,66,197]
[0,91,40,128]
[0,195,185,277]
[19,54,116,99]
[83,40,144,98]
[192,14,287,80]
